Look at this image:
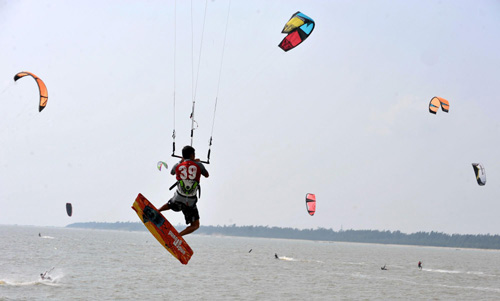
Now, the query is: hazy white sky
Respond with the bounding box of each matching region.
[1,0,499,234]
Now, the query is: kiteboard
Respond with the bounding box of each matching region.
[132,193,193,265]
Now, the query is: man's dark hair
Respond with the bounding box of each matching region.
[182,145,195,159]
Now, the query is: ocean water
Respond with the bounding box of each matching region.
[1,225,500,300]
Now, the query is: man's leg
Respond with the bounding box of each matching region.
[158,203,170,212]
[179,219,199,236]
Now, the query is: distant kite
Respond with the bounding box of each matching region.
[428,96,449,114]
[14,71,48,112]
[157,161,168,171]
[305,193,316,216]
[472,163,486,186]
[66,203,73,217]
[279,12,315,52]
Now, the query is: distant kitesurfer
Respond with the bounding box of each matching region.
[381,264,387,270]
[38,233,41,237]
[275,253,279,259]
[158,146,209,236]
[418,261,422,270]
[40,273,51,281]
[248,249,252,253]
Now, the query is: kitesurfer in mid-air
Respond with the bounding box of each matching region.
[158,146,209,236]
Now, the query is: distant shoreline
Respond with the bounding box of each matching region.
[64,222,500,250]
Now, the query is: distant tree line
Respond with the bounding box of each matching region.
[66,222,500,250]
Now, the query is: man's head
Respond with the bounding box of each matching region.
[182,145,195,159]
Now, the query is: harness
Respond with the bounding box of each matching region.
[169,180,201,198]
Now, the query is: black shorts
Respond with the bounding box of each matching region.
[167,199,200,225]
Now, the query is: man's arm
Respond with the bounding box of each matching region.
[196,161,209,178]
[170,162,180,175]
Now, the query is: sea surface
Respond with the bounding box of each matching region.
[1,225,500,300]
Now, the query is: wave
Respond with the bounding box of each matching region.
[302,259,324,263]
[423,268,461,274]
[0,271,63,287]
[466,271,497,277]
[277,256,296,261]
[0,278,60,286]
[424,269,496,277]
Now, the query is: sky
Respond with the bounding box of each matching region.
[0,0,499,235]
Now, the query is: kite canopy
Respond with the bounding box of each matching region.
[472,163,486,186]
[305,193,316,216]
[66,203,73,217]
[13,71,48,112]
[279,12,315,52]
[428,96,449,114]
[157,161,168,171]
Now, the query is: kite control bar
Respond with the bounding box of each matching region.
[170,154,210,165]
[171,141,211,164]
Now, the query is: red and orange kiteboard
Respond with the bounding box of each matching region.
[132,193,193,264]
